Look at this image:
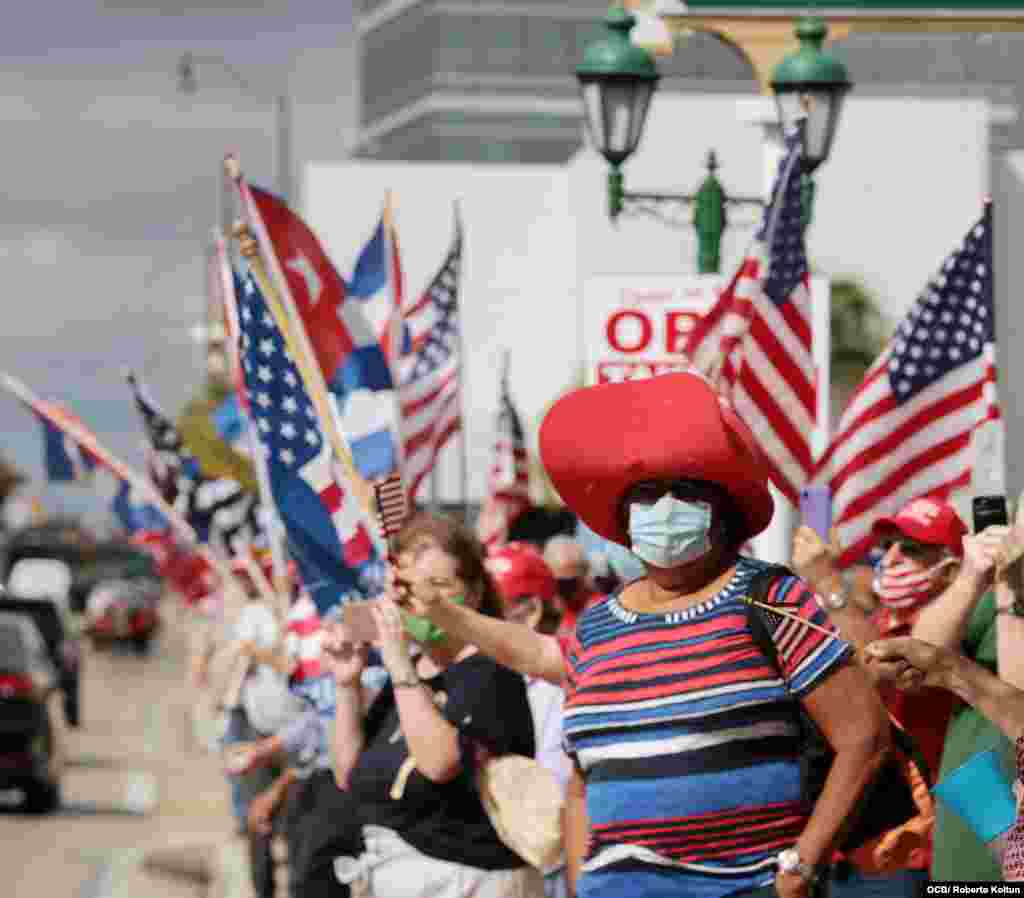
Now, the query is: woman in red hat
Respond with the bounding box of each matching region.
[533,372,891,898]
[401,373,891,898]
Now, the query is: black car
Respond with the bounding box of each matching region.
[0,596,81,728]
[0,523,92,613]
[0,611,64,813]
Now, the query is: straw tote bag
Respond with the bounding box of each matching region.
[477,754,565,870]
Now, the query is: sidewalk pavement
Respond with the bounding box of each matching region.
[89,600,258,898]
[91,834,246,898]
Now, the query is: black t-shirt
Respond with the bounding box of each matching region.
[346,652,535,870]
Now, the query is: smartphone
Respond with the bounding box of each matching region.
[799,485,832,541]
[342,601,380,642]
[973,495,1009,533]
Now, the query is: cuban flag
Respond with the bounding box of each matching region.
[38,404,98,482]
[349,199,404,363]
[235,265,385,614]
[236,176,401,480]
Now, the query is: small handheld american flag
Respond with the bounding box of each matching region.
[373,473,410,562]
[738,595,841,642]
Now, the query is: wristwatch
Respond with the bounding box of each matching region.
[777,848,817,883]
[995,595,1024,618]
[816,587,848,612]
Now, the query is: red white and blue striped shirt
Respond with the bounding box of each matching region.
[563,557,851,898]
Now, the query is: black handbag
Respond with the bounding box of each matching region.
[744,565,931,852]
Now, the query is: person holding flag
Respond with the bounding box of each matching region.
[398,371,889,898]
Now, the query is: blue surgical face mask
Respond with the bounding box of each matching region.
[629,495,713,569]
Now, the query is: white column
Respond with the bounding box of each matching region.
[736,98,796,564]
[983,105,1020,513]
[991,147,1024,509]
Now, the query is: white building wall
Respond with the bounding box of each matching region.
[993,151,1024,502]
[305,93,994,509]
[303,162,574,503]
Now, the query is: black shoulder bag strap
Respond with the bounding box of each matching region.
[741,564,931,852]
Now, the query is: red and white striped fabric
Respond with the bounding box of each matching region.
[373,472,409,542]
[477,362,533,549]
[284,593,323,684]
[684,133,815,505]
[398,210,463,499]
[817,203,998,566]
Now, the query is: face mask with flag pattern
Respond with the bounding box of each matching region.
[873,557,958,609]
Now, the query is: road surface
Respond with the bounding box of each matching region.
[0,599,261,898]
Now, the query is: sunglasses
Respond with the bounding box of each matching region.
[877,538,938,561]
[624,479,715,507]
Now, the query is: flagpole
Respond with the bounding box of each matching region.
[225,157,377,507]
[123,372,258,611]
[0,372,242,595]
[228,210,379,532]
[216,231,291,602]
[449,202,470,523]
[2,374,197,544]
[383,191,410,489]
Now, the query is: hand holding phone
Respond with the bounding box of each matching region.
[973,495,1009,534]
[799,485,832,542]
[342,601,381,643]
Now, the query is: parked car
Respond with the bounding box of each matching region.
[0,521,95,614]
[0,594,81,729]
[3,558,82,728]
[85,578,161,654]
[0,611,64,812]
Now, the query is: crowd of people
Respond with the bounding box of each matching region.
[179,372,1024,898]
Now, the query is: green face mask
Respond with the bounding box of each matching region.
[402,595,466,644]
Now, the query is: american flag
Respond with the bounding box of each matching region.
[476,357,533,549]
[126,373,263,555]
[398,212,463,500]
[373,473,409,542]
[235,268,385,614]
[235,175,400,480]
[817,202,997,565]
[684,130,815,505]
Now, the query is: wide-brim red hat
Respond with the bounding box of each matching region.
[539,372,774,547]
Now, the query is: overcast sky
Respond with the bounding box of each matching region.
[0,1,357,517]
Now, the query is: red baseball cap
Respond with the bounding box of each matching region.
[538,372,775,547]
[871,498,966,557]
[486,542,557,605]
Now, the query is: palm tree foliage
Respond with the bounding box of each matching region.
[830,278,889,388]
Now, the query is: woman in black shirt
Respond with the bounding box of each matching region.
[324,513,544,898]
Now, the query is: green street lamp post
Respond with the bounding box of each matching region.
[576,5,763,274]
[771,17,852,228]
[576,7,852,267]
